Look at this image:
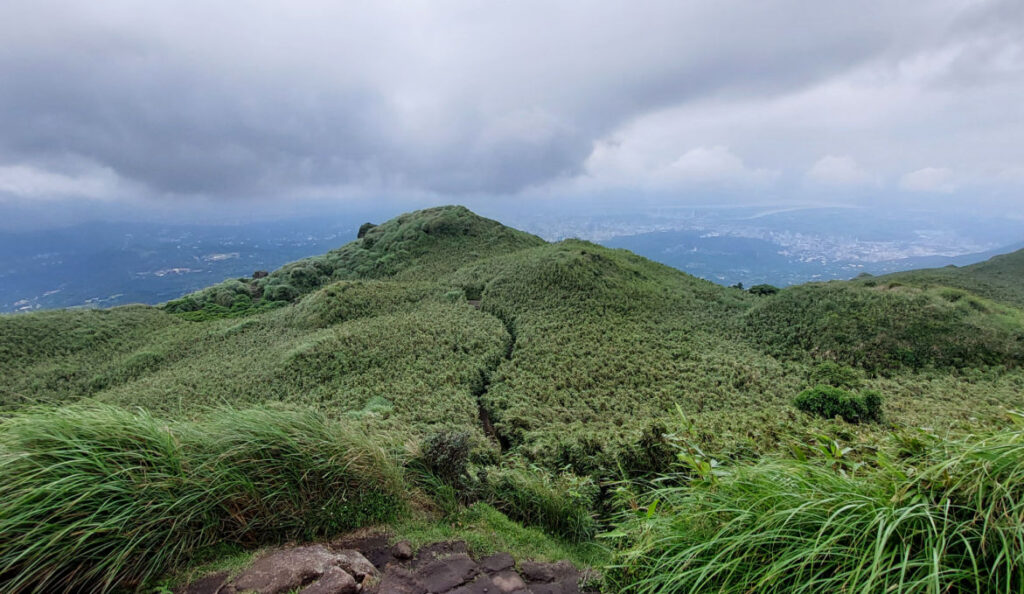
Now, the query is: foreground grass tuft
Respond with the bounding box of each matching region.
[606,425,1024,593]
[0,404,405,593]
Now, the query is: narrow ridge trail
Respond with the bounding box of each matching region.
[472,303,516,452]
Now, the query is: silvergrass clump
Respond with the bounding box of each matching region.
[606,425,1024,593]
[477,460,599,542]
[0,404,405,593]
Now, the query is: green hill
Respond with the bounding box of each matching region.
[745,281,1024,372]
[3,205,1024,592]
[4,206,1023,460]
[865,247,1024,308]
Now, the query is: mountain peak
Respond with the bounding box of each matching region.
[164,205,544,317]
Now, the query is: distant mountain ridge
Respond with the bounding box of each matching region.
[603,228,1024,288]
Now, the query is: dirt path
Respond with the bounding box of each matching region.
[179,533,598,594]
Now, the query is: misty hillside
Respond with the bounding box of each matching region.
[3,206,1024,592]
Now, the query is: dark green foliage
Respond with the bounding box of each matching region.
[748,283,780,296]
[357,222,377,238]
[0,405,404,593]
[794,385,882,423]
[7,207,1024,591]
[422,430,473,486]
[871,247,1024,308]
[808,361,861,389]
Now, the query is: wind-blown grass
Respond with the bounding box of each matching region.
[0,404,405,593]
[607,425,1024,593]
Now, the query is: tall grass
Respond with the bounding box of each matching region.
[478,461,600,542]
[607,426,1024,593]
[0,404,405,593]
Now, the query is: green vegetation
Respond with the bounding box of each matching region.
[746,281,1024,371]
[793,385,883,423]
[871,248,1024,308]
[607,421,1024,593]
[2,205,1024,591]
[163,205,544,319]
[0,405,403,593]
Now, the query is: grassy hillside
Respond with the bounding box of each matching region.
[2,205,1023,592]
[746,282,1024,372]
[868,247,1024,308]
[163,205,545,319]
[4,206,1023,458]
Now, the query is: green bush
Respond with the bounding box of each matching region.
[262,283,300,302]
[748,284,780,296]
[808,361,861,389]
[421,430,473,486]
[0,405,405,593]
[793,385,882,423]
[357,222,377,238]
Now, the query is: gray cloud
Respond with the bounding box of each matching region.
[0,0,1021,205]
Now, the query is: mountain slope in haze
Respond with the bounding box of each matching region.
[603,227,1024,288]
[3,206,1024,476]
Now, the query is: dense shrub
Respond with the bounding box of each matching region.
[262,283,300,302]
[421,429,473,486]
[357,222,377,238]
[0,405,405,593]
[793,385,882,423]
[808,361,861,389]
[748,284,780,296]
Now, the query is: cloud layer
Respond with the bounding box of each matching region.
[0,0,1021,211]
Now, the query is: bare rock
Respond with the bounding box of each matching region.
[520,560,577,585]
[490,569,528,593]
[414,553,478,593]
[448,575,500,594]
[300,566,358,594]
[519,561,554,584]
[176,571,228,594]
[333,549,378,582]
[393,540,414,561]
[413,541,469,567]
[373,566,425,594]
[479,553,515,574]
[226,546,339,594]
[330,534,393,570]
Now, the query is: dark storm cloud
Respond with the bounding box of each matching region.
[0,0,1021,202]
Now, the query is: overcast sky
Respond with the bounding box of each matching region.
[0,0,1022,226]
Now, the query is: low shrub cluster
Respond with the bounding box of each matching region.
[0,405,405,593]
[794,385,882,423]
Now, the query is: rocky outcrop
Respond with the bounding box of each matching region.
[179,537,597,594]
[203,545,376,594]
